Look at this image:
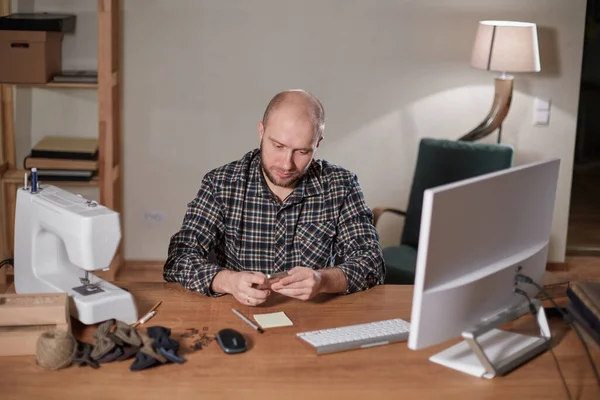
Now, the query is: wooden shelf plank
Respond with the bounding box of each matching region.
[15,82,98,89]
[1,169,98,186]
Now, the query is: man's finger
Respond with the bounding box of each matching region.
[267,276,283,285]
[244,272,267,286]
[271,279,306,291]
[236,294,252,306]
[272,287,306,298]
[277,270,306,286]
[246,287,270,300]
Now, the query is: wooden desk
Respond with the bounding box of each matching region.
[0,283,598,400]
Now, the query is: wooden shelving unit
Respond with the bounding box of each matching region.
[0,0,123,282]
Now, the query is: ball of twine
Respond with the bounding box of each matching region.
[35,329,77,370]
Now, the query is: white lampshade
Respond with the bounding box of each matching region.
[470,20,541,73]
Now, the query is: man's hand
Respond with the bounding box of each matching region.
[211,270,271,306]
[270,266,323,300]
[271,266,348,300]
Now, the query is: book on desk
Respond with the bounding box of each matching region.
[51,70,98,84]
[566,281,600,346]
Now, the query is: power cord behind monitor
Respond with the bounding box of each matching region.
[516,273,600,391]
[514,287,572,400]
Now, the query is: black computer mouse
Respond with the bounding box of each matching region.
[216,328,248,354]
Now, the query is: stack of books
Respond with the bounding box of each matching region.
[566,280,600,346]
[51,70,97,84]
[23,136,98,181]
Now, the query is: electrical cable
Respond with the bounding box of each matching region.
[514,287,572,400]
[516,273,600,389]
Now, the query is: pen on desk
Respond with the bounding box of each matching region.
[139,310,156,325]
[232,308,264,334]
[131,300,162,327]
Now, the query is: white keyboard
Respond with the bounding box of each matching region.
[296,318,411,355]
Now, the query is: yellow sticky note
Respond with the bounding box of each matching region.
[253,311,294,328]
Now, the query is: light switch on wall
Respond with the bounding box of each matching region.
[533,98,551,125]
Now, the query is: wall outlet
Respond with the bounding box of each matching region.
[533,97,551,125]
[144,210,164,222]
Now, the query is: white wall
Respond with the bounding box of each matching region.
[12,0,587,262]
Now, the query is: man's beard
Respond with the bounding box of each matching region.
[260,147,304,188]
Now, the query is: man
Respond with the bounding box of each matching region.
[164,89,385,306]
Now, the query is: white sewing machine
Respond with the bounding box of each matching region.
[13,182,138,325]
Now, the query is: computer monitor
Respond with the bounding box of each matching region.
[407,158,560,379]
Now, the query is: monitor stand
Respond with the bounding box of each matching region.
[429,299,551,379]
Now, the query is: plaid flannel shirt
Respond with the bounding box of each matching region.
[163,149,385,296]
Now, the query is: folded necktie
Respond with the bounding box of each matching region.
[113,320,143,347]
[91,320,117,360]
[115,344,141,362]
[96,346,124,363]
[129,330,167,372]
[72,340,99,369]
[147,326,185,364]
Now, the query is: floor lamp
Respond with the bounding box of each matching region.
[459,20,541,143]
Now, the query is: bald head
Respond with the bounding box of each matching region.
[262,90,325,140]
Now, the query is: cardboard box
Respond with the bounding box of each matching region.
[0,30,63,84]
[0,292,71,356]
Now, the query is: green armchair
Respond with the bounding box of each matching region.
[374,138,514,284]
